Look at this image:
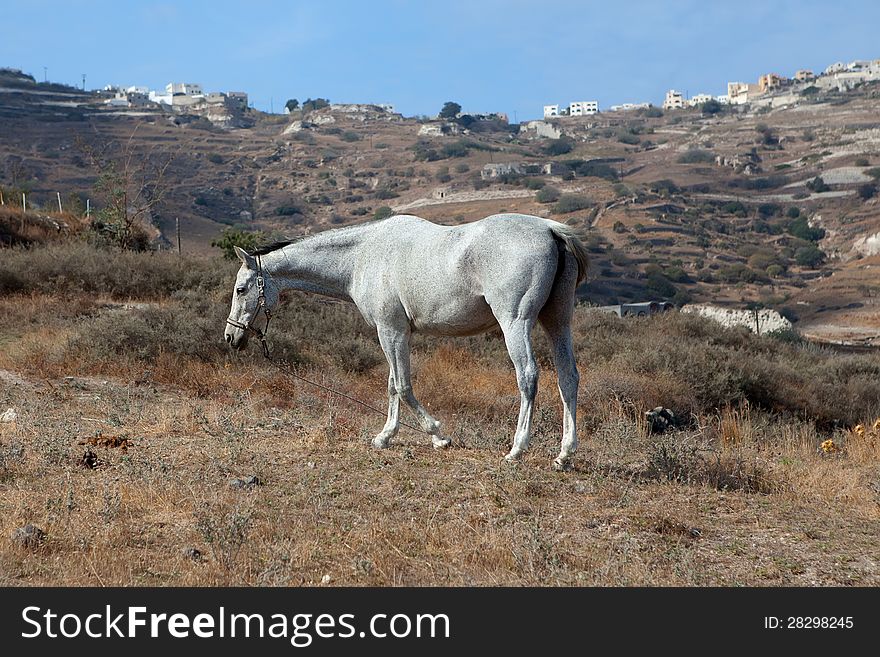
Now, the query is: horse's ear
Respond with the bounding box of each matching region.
[234,246,255,267]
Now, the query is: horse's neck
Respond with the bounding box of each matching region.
[265,229,364,301]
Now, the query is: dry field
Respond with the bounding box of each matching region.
[1,243,880,586]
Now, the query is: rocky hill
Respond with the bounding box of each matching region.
[1,67,879,344]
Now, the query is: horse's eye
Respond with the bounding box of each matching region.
[236,286,246,295]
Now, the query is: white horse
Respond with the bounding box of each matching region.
[224,213,588,469]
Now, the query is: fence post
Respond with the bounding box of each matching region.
[176,217,181,255]
[57,191,63,213]
[21,193,26,212]
[86,199,90,218]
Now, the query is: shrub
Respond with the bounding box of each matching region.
[543,138,574,156]
[806,176,830,193]
[535,186,560,203]
[612,221,627,234]
[787,216,825,242]
[207,153,224,164]
[677,149,715,164]
[700,99,722,115]
[373,206,394,221]
[374,188,399,200]
[553,194,592,214]
[617,132,641,145]
[211,227,265,260]
[865,167,880,180]
[438,101,461,119]
[786,206,800,219]
[650,179,680,196]
[854,157,869,167]
[795,244,825,268]
[575,161,618,180]
[858,183,876,200]
[340,131,360,142]
[275,204,303,216]
[442,141,470,158]
[454,163,470,174]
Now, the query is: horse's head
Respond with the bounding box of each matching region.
[224,246,278,351]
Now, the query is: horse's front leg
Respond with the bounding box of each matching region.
[372,370,400,448]
[376,324,451,449]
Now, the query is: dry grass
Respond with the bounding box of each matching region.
[1,244,879,586]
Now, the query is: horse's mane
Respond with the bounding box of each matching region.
[251,239,297,256]
[250,219,394,256]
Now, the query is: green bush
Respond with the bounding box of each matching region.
[211,227,266,260]
[806,176,830,193]
[795,244,825,268]
[373,206,394,221]
[677,148,715,164]
[339,131,360,142]
[535,186,560,203]
[207,153,224,164]
[858,183,876,200]
[553,194,592,214]
[787,216,825,242]
[543,138,574,156]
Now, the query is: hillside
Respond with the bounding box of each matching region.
[1,67,880,344]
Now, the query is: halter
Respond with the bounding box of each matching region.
[226,254,272,358]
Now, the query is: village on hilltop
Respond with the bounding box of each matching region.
[543,57,880,117]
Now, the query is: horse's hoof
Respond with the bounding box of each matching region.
[371,437,390,449]
[431,436,452,449]
[504,450,523,462]
[552,457,572,472]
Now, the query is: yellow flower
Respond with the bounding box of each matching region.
[820,439,839,454]
[853,424,865,437]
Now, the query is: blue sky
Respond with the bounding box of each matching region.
[2,0,879,120]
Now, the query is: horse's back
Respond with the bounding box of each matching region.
[353,214,562,335]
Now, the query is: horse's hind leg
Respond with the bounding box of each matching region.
[539,252,580,470]
[376,324,451,449]
[498,317,539,462]
[372,369,400,448]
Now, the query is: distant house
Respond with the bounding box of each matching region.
[757,73,787,93]
[794,69,815,82]
[543,104,559,118]
[824,61,846,75]
[727,81,760,105]
[715,95,729,104]
[599,301,676,318]
[687,93,715,107]
[609,102,651,112]
[568,100,598,116]
[662,89,684,110]
[481,162,524,180]
[226,91,248,109]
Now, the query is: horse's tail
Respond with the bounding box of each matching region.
[544,220,589,285]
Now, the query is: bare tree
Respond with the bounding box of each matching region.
[77,125,174,250]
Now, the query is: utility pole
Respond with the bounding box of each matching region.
[176,217,181,255]
[82,73,86,91]
[270,97,274,114]
[43,66,47,83]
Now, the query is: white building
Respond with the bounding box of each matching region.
[166,82,203,96]
[662,89,684,110]
[824,62,846,75]
[377,103,395,112]
[126,85,149,94]
[687,93,715,107]
[608,102,651,112]
[727,82,751,105]
[569,100,598,116]
[543,104,559,118]
[715,95,729,104]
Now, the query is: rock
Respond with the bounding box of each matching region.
[645,407,676,434]
[0,408,16,423]
[229,475,262,489]
[182,547,203,562]
[680,303,792,334]
[80,449,99,469]
[320,574,331,585]
[12,524,46,549]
